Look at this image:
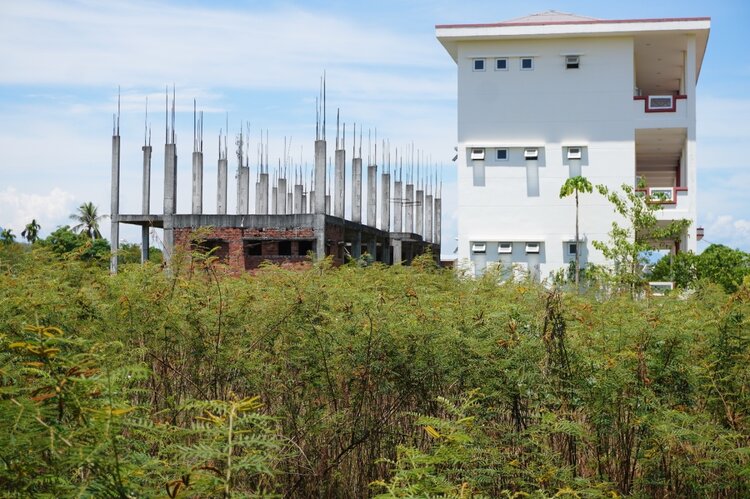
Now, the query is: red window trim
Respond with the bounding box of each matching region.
[634,95,687,113]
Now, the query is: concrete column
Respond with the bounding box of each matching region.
[254,179,260,214]
[163,143,177,261]
[353,231,362,259]
[367,164,377,227]
[367,238,376,259]
[393,180,402,232]
[217,158,228,214]
[415,187,424,237]
[258,173,269,214]
[405,183,414,233]
[314,140,326,214]
[277,178,287,215]
[425,194,433,243]
[271,185,278,214]
[434,197,442,246]
[314,214,326,260]
[392,238,402,265]
[237,166,249,214]
[192,152,203,214]
[308,190,314,214]
[287,191,294,214]
[685,34,698,253]
[141,145,152,263]
[110,135,120,274]
[294,184,303,213]
[381,173,390,232]
[334,149,345,218]
[325,194,331,215]
[301,192,307,214]
[352,157,362,222]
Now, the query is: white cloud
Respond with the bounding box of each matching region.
[701,214,750,252]
[0,187,77,236]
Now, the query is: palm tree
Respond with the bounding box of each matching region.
[559,176,593,288]
[70,202,106,239]
[21,219,41,243]
[1,228,16,245]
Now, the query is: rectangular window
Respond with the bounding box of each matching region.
[278,241,292,256]
[524,148,539,160]
[521,57,534,70]
[568,243,578,255]
[495,58,508,71]
[496,148,508,161]
[498,242,512,254]
[473,59,485,71]
[567,147,582,160]
[246,241,262,256]
[472,242,486,254]
[525,242,540,254]
[565,55,580,69]
[470,148,485,160]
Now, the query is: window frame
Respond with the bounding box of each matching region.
[471,242,487,254]
[498,242,513,254]
[565,55,580,69]
[473,58,486,72]
[520,57,534,71]
[525,242,540,254]
[496,148,509,161]
[495,58,509,71]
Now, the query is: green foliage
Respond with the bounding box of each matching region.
[1,246,749,497]
[559,176,593,289]
[70,201,105,239]
[21,219,41,244]
[593,183,691,294]
[649,244,750,293]
[1,228,15,245]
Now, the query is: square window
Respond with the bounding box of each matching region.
[521,57,534,70]
[495,58,508,70]
[565,55,580,69]
[496,148,508,161]
[473,59,485,71]
[568,243,578,255]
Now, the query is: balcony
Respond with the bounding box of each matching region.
[633,95,687,125]
[636,186,689,213]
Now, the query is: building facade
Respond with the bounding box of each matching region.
[437,11,710,279]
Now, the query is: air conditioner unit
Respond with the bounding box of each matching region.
[498,242,512,254]
[471,242,486,253]
[470,148,485,160]
[525,242,540,254]
[647,95,674,111]
[524,148,539,160]
[567,147,582,160]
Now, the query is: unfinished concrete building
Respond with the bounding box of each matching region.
[109,86,442,273]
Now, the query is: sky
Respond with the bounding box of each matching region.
[1,0,749,257]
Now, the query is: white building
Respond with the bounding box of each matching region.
[436,11,710,279]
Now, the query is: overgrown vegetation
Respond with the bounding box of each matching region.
[2,239,749,497]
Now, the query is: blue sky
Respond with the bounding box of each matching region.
[1,0,748,256]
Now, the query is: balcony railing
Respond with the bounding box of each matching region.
[635,187,688,205]
[633,95,687,113]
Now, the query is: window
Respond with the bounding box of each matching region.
[495,58,508,71]
[297,240,314,255]
[470,148,485,160]
[498,242,512,254]
[496,148,508,161]
[568,242,578,255]
[524,148,539,160]
[520,57,534,70]
[567,147,582,160]
[278,241,292,256]
[246,241,262,256]
[473,59,485,71]
[565,55,580,69]
[471,242,486,254]
[525,242,540,254]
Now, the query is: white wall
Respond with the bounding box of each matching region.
[456,36,640,278]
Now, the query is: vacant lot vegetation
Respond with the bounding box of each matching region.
[1,245,749,497]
